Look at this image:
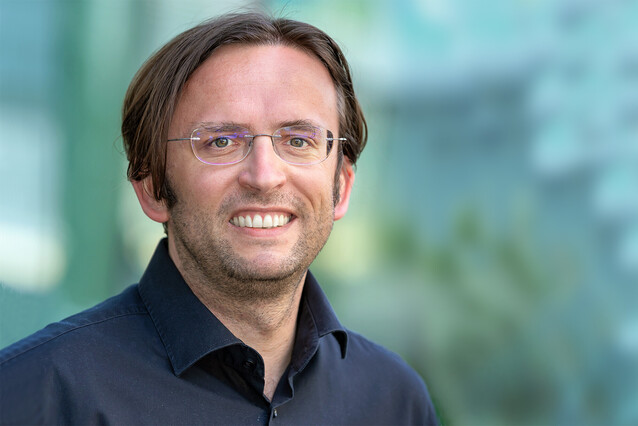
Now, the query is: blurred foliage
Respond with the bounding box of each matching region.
[319,202,592,425]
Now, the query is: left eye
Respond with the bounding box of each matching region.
[288,137,308,148]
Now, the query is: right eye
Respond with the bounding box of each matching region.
[207,136,232,148]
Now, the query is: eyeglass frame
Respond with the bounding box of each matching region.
[167,124,347,166]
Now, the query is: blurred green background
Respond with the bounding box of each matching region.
[2,0,638,424]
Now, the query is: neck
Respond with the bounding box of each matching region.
[210,278,305,400]
[168,239,306,400]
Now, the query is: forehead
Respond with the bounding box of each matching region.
[171,43,339,133]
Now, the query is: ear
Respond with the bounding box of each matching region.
[132,177,170,224]
[334,160,355,221]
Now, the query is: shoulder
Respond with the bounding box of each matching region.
[0,285,156,424]
[0,284,147,366]
[327,329,439,424]
[344,329,429,391]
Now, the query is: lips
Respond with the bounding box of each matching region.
[230,213,292,229]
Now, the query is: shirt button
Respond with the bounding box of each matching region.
[243,359,255,370]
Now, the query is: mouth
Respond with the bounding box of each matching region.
[230,213,293,229]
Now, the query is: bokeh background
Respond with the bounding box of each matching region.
[2,0,638,424]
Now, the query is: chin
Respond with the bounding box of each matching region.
[222,253,307,282]
[216,262,305,302]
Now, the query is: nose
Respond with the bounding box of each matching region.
[237,135,287,193]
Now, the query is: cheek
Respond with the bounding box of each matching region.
[167,163,229,207]
[190,172,234,205]
[165,147,193,195]
[294,168,336,208]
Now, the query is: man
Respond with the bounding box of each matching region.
[0,12,438,425]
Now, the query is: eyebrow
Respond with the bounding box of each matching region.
[276,119,320,128]
[189,121,247,131]
[189,119,322,132]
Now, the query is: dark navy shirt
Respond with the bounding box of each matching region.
[0,240,438,425]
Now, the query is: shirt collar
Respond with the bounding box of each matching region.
[301,271,349,359]
[138,239,240,376]
[138,239,348,376]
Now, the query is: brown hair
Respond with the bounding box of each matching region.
[122,12,367,202]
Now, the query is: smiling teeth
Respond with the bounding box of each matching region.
[231,214,291,228]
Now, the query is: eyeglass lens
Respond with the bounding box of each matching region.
[190,125,331,165]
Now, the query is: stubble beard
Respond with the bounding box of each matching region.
[167,187,335,304]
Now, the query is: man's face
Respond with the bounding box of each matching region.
[135,44,354,296]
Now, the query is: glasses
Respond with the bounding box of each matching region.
[168,124,346,166]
